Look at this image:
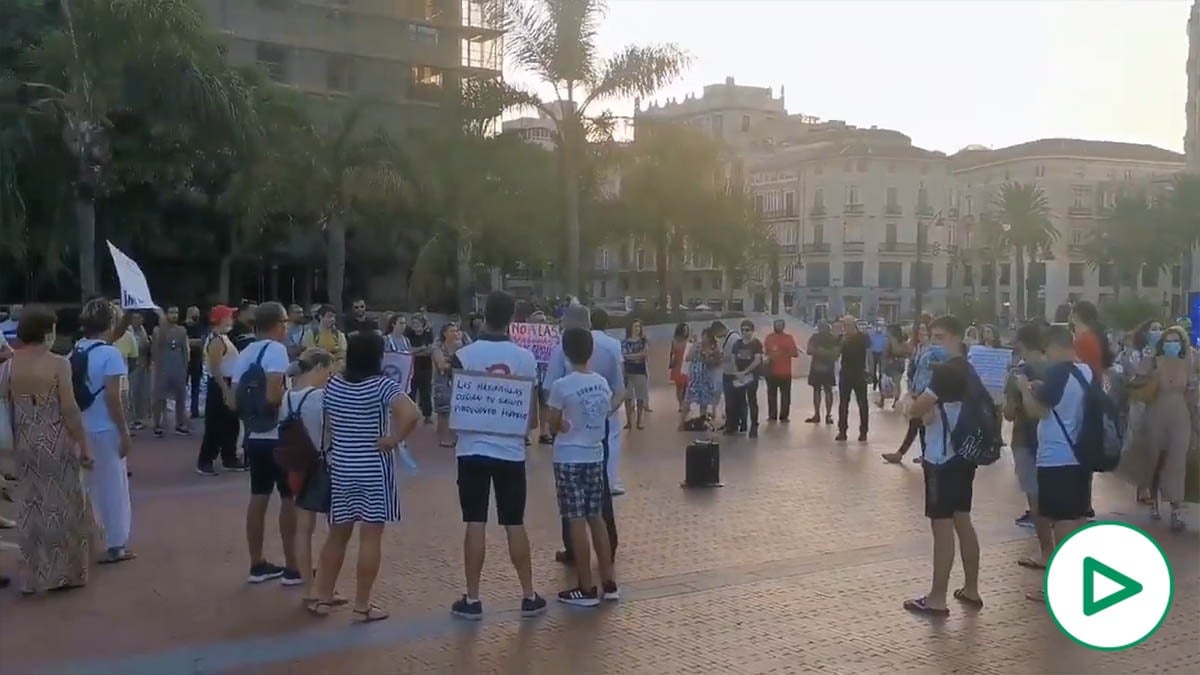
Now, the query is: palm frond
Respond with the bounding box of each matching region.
[583,44,690,108]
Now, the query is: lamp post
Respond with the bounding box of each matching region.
[913,212,943,318]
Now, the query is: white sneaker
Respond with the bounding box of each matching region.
[610,484,626,496]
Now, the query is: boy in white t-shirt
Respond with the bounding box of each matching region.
[547,327,619,607]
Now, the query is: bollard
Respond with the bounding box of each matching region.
[681,439,723,488]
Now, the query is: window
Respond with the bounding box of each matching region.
[807,262,831,287]
[712,114,724,136]
[999,264,1010,286]
[887,161,896,174]
[844,262,864,287]
[740,115,750,132]
[878,262,902,289]
[712,276,723,290]
[784,190,795,216]
[814,163,823,176]
[754,194,765,214]
[255,43,288,82]
[963,264,975,286]
[965,195,973,216]
[1173,265,1183,287]
[1071,185,1092,209]
[596,248,610,271]
[909,263,933,289]
[325,54,356,92]
[783,264,795,282]
[635,249,646,270]
[885,222,897,245]
[916,187,929,213]
[885,187,899,213]
[813,223,825,244]
[1098,264,1114,287]
[1069,263,1085,286]
[1124,170,1134,181]
[1035,164,1046,177]
[856,159,867,172]
[410,65,444,101]
[692,276,702,291]
[408,24,439,44]
[812,188,825,212]
[1102,190,1117,210]
[1071,227,1086,245]
[845,185,860,205]
[1142,265,1159,287]
[1029,262,1047,287]
[599,280,607,297]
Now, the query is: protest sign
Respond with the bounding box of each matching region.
[510,322,560,364]
[382,352,413,392]
[448,370,534,437]
[106,241,158,309]
[967,345,1014,399]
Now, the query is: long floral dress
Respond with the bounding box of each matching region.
[685,342,720,407]
[7,374,91,593]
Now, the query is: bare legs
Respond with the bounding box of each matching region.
[461,522,534,600]
[313,521,387,620]
[922,512,980,611]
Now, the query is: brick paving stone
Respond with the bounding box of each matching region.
[0,383,1196,674]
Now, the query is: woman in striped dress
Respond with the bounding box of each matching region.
[310,332,420,623]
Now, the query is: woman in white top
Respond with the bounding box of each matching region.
[196,306,245,474]
[383,313,411,354]
[280,348,339,608]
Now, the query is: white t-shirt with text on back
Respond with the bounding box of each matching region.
[231,339,290,440]
[548,371,611,464]
[453,336,538,462]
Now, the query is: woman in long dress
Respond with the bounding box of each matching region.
[1,306,94,594]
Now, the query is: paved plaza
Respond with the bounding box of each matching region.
[1,383,1198,675]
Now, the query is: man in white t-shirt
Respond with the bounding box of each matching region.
[449,291,546,621]
[230,301,299,586]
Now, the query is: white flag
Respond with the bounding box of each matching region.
[105,241,158,309]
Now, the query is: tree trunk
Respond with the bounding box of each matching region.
[654,236,669,311]
[326,216,347,313]
[217,255,234,304]
[1015,248,1026,321]
[456,235,474,315]
[76,193,97,301]
[562,123,582,299]
[769,255,781,314]
[988,254,1000,322]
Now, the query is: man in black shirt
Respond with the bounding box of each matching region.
[904,314,981,615]
[729,320,764,438]
[229,301,257,352]
[805,321,839,424]
[836,316,871,442]
[183,305,205,418]
[405,310,435,422]
[343,298,379,334]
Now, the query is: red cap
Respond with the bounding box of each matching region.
[209,305,236,325]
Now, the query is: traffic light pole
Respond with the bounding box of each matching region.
[914,219,925,319]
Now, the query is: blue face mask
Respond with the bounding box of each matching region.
[1147,330,1162,346]
[925,345,949,362]
[1163,342,1182,358]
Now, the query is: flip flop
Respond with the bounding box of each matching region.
[903,596,949,617]
[97,549,137,564]
[881,452,903,464]
[1025,590,1045,603]
[953,588,983,609]
[305,599,335,617]
[352,605,389,624]
[1017,557,1047,570]
[302,594,349,607]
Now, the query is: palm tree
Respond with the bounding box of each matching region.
[1161,174,1200,308]
[498,0,689,296]
[1084,194,1156,300]
[993,181,1056,320]
[26,0,253,299]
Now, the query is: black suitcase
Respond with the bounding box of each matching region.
[682,439,723,488]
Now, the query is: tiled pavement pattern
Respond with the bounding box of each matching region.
[1,384,1197,675]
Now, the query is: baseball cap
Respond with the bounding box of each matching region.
[209,305,236,325]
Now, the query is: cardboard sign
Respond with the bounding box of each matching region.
[382,351,414,392]
[967,345,1014,398]
[448,370,534,437]
[106,241,158,309]
[510,322,560,364]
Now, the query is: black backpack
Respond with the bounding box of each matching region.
[1052,365,1123,472]
[939,362,1003,466]
[69,343,106,411]
[235,344,278,433]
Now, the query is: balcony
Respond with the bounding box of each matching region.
[1068,243,1087,256]
[802,242,831,254]
[916,205,934,217]
[884,204,902,216]
[842,241,865,254]
[947,207,959,218]
[844,203,864,215]
[762,207,798,220]
[878,242,917,254]
[777,243,798,255]
[809,205,826,217]
[1068,205,1094,216]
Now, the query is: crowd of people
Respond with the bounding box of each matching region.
[0,294,1195,624]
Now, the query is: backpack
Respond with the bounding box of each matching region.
[69,343,106,411]
[1052,365,1123,472]
[235,344,278,433]
[939,361,1003,466]
[274,389,319,474]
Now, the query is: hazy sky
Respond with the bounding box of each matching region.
[505,0,1190,154]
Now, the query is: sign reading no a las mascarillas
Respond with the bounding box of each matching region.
[448,370,535,438]
[510,323,560,364]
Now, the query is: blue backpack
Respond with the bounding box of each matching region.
[1052,365,1123,472]
[69,343,106,411]
[235,344,278,433]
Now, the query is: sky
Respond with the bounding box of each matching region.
[504,0,1191,155]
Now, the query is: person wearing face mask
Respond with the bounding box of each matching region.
[196,306,247,475]
[882,323,949,464]
[1141,325,1197,531]
[1121,319,1163,505]
[151,306,191,437]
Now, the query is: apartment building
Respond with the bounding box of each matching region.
[200,0,502,134]
[952,139,1185,320]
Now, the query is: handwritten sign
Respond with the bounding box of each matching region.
[968,345,1014,398]
[382,352,413,392]
[448,370,534,437]
[510,322,560,364]
[106,241,158,309]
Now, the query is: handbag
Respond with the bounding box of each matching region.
[294,455,331,514]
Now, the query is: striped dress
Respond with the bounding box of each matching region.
[324,375,406,524]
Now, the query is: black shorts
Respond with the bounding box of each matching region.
[244,438,290,498]
[923,457,977,519]
[809,369,835,388]
[1037,465,1092,521]
[457,455,527,526]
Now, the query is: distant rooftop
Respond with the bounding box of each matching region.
[952,138,1184,167]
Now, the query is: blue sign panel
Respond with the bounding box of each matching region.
[1189,292,1200,348]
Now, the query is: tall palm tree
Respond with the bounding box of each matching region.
[26,0,253,299]
[1084,194,1156,300]
[497,0,689,296]
[993,181,1056,320]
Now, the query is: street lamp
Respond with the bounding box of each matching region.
[913,212,944,318]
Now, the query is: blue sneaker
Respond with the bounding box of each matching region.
[280,568,304,587]
[451,595,483,621]
[521,593,548,617]
[248,562,285,584]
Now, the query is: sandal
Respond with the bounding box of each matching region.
[305,599,335,617]
[302,594,349,607]
[881,452,903,464]
[1025,590,1045,603]
[98,549,137,564]
[352,604,389,624]
[1017,557,1047,570]
[438,441,455,448]
[902,596,949,617]
[953,588,983,609]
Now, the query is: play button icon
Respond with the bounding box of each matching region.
[1082,556,1142,616]
[1045,522,1174,651]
